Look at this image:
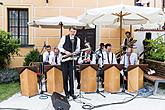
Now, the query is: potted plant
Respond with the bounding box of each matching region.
[145,36,165,61]
[145,35,165,78]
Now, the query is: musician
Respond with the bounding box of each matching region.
[98,43,117,66]
[121,31,134,51]
[120,47,138,89]
[78,49,96,64]
[58,27,80,99]
[98,43,117,87]
[76,48,96,89]
[43,45,54,65]
[95,43,105,64]
[95,43,105,54]
[49,47,61,65]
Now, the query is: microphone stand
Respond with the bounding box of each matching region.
[29,42,51,98]
[92,49,106,98]
[70,38,79,100]
[73,54,93,102]
[113,51,134,96]
[75,56,91,101]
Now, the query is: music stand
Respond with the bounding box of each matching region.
[114,53,134,96]
[103,64,122,93]
[80,64,105,97]
[17,62,51,99]
[16,66,39,97]
[45,65,63,94]
[127,64,148,92]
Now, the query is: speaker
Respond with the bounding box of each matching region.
[51,92,70,110]
[145,32,151,40]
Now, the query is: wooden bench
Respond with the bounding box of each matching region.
[144,74,165,95]
[144,59,165,95]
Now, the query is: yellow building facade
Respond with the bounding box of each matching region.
[0,0,163,67]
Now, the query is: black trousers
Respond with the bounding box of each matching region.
[61,60,75,96]
[43,62,50,92]
[120,70,128,90]
[75,69,80,86]
[97,67,104,84]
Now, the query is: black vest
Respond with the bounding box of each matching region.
[124,37,133,46]
[63,35,77,53]
[123,38,133,51]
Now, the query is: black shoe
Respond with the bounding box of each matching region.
[66,95,70,99]
[77,84,80,89]
[71,94,77,99]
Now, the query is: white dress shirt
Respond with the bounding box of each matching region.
[49,53,62,65]
[78,52,96,64]
[43,51,54,63]
[120,52,138,75]
[58,35,80,53]
[120,52,138,67]
[98,51,117,67]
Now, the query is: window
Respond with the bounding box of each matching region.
[8,8,28,45]
[77,28,96,51]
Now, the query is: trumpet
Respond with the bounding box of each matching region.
[115,39,137,59]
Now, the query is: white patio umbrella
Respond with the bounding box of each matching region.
[28,16,86,37]
[78,4,165,45]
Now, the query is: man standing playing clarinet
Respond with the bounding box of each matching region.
[58,27,80,99]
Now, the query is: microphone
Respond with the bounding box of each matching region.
[85,42,91,48]
[70,36,75,53]
[44,41,46,47]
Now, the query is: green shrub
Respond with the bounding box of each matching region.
[23,49,43,66]
[0,68,19,84]
[146,36,165,61]
[0,30,19,67]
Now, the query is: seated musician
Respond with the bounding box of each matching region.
[49,47,61,65]
[78,48,96,64]
[98,43,117,87]
[75,47,96,89]
[43,45,54,65]
[120,47,138,89]
[95,43,105,64]
[42,45,54,92]
[98,43,117,67]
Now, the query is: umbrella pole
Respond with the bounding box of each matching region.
[60,22,63,37]
[130,25,132,36]
[120,11,123,46]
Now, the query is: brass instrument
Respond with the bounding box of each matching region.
[115,39,137,60]
[61,42,91,62]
